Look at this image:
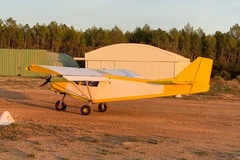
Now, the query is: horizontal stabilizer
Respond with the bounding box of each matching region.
[147,79,193,85]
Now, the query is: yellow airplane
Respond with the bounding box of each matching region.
[26,57,213,115]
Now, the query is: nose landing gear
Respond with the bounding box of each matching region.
[55,94,67,111]
[55,100,67,111]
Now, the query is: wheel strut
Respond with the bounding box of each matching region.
[62,93,66,100]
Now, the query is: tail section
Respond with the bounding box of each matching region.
[175,57,213,94]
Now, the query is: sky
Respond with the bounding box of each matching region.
[1,0,240,35]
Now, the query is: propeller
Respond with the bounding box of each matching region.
[39,76,51,87]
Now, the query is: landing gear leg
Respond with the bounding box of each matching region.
[55,93,67,111]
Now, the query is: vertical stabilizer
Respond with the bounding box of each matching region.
[175,57,213,94]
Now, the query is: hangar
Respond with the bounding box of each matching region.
[80,43,190,79]
[0,49,78,77]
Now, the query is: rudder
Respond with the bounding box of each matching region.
[175,57,213,94]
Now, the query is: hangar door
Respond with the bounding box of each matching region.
[115,61,175,79]
[86,60,115,69]
[86,60,175,79]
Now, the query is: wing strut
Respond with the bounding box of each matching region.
[86,81,93,102]
[71,82,91,101]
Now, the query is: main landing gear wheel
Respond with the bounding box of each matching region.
[81,105,91,115]
[98,103,107,112]
[55,100,67,111]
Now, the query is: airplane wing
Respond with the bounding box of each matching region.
[26,65,110,81]
[26,65,143,81]
[102,69,143,78]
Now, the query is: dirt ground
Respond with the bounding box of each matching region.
[0,76,240,160]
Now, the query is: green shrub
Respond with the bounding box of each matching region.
[212,76,225,84]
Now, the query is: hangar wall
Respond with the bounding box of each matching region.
[0,49,47,77]
[0,49,78,77]
[84,43,190,79]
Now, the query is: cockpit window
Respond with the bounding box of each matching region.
[74,81,80,85]
[79,81,99,87]
[88,81,99,86]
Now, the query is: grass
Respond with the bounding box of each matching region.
[0,148,8,153]
[59,158,70,160]
[99,149,109,155]
[146,138,158,144]
[79,136,99,143]
[0,123,164,147]
[0,123,25,141]
[193,149,209,156]
[210,77,240,94]
[0,123,75,141]
[97,148,121,156]
[2,122,238,159]
[181,78,240,100]
[33,141,41,145]
[27,153,36,158]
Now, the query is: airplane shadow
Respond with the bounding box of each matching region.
[0,88,28,100]
[0,88,56,111]
[7,98,83,116]
[7,99,55,110]
[0,88,98,115]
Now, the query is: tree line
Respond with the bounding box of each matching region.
[0,17,240,79]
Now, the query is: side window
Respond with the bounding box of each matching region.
[79,81,99,87]
[88,81,99,87]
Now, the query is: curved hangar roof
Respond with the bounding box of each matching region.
[85,43,189,62]
[47,52,79,67]
[84,43,190,79]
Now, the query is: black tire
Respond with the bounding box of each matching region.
[55,100,67,111]
[62,102,67,111]
[98,103,107,112]
[81,105,91,115]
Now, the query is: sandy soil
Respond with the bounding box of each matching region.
[0,76,240,160]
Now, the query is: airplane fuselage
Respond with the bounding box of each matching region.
[50,76,202,103]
